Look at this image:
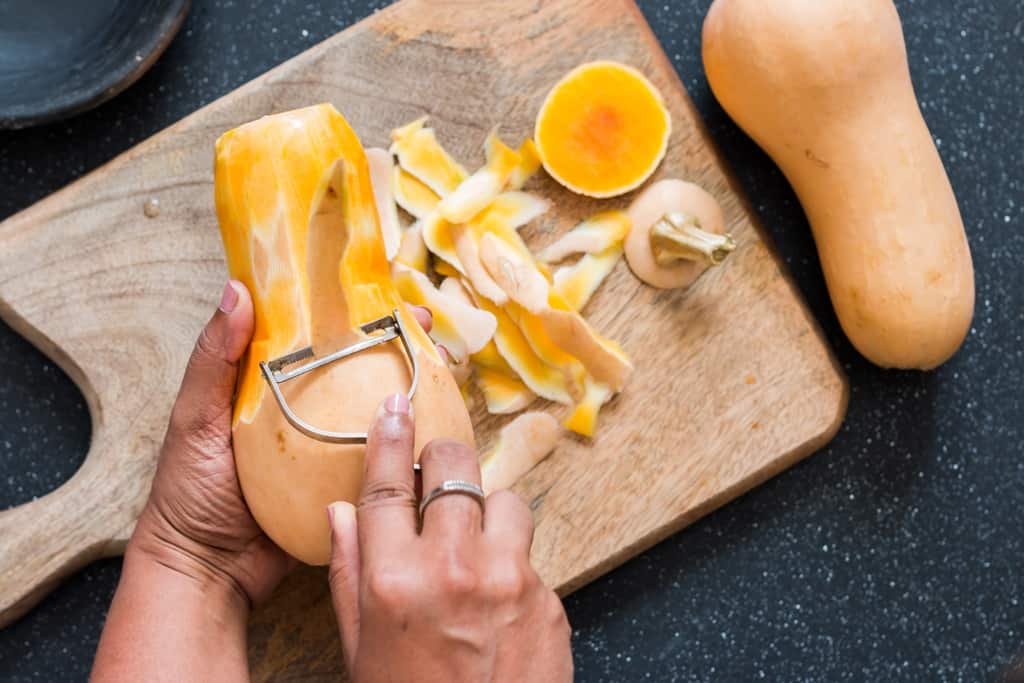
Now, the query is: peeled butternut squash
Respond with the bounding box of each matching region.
[703,0,974,369]
[215,104,473,565]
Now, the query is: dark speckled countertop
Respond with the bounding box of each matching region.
[1,1,1021,680]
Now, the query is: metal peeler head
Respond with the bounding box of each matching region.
[258,309,419,444]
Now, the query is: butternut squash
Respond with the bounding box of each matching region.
[702,0,974,369]
[215,104,473,565]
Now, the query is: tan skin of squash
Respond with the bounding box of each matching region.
[702,0,974,369]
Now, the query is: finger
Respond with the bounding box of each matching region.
[358,394,418,558]
[410,305,432,333]
[328,502,361,671]
[418,439,483,540]
[167,280,254,441]
[482,489,535,558]
[437,344,471,386]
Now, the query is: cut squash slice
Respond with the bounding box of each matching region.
[535,61,671,198]
[481,412,560,493]
[390,117,467,196]
[439,276,474,306]
[539,210,631,263]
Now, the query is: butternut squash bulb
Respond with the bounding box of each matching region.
[215,103,474,565]
[703,0,974,369]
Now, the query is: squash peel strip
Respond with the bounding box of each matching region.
[438,131,522,223]
[389,116,467,197]
[553,244,623,312]
[393,165,441,220]
[468,286,573,405]
[538,210,631,263]
[476,368,535,415]
[480,412,560,493]
[394,266,497,359]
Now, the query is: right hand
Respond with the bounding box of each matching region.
[326,393,573,682]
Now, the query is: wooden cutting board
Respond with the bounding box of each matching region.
[0,0,847,678]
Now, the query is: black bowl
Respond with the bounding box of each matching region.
[0,0,191,129]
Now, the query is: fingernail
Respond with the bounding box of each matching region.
[327,504,336,525]
[438,344,461,365]
[219,281,239,313]
[385,392,411,415]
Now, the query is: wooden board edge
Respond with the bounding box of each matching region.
[554,377,850,596]
[0,297,103,444]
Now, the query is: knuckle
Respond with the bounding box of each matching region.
[194,325,226,366]
[487,564,530,604]
[439,558,480,599]
[421,438,476,471]
[170,399,229,438]
[365,567,415,613]
[547,593,570,632]
[371,415,412,451]
[359,480,417,508]
[490,489,533,524]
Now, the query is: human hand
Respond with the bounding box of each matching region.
[326,395,574,682]
[127,280,293,608]
[95,282,443,681]
[131,282,440,606]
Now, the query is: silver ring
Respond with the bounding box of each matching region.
[419,480,486,517]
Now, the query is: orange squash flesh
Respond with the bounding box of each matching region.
[535,61,671,198]
[215,103,473,565]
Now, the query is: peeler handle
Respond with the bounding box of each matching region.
[0,455,134,628]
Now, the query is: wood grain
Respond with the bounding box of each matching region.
[0,0,847,678]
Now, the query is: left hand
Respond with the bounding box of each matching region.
[94,281,439,680]
[129,281,439,608]
[128,280,293,607]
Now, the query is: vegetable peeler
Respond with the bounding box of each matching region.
[259,309,419,444]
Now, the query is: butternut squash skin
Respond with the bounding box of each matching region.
[215,104,473,565]
[703,0,974,369]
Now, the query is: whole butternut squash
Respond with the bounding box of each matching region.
[703,0,974,369]
[215,104,473,565]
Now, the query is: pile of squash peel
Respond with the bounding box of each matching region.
[374,116,634,439]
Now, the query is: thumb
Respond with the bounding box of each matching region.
[328,502,361,671]
[168,280,254,440]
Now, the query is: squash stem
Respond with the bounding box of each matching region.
[650,212,736,267]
